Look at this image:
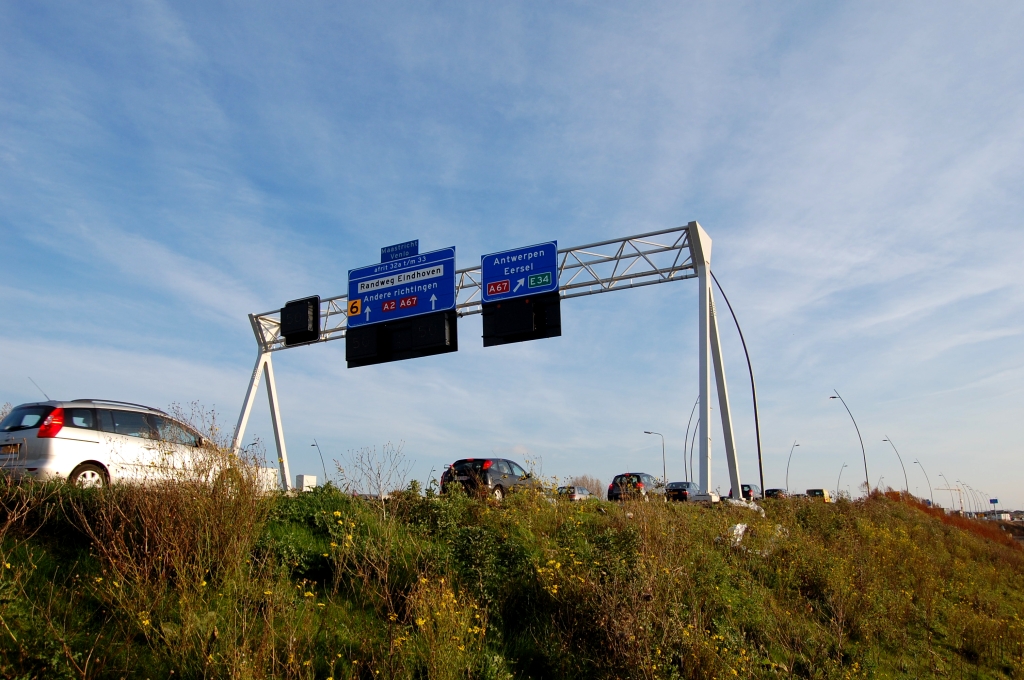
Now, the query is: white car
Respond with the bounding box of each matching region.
[0,399,211,487]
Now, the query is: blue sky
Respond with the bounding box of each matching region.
[2,2,1022,509]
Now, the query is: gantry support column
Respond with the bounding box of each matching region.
[686,221,741,500]
[230,314,292,491]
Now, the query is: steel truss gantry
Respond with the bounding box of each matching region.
[232,222,743,500]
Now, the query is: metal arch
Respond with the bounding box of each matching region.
[246,225,697,353]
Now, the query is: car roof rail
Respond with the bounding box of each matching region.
[70,399,169,415]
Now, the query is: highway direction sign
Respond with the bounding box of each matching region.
[381,240,419,262]
[480,241,558,303]
[347,247,456,328]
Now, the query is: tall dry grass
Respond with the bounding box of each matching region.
[1,429,1024,679]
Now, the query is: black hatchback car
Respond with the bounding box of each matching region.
[439,458,533,500]
[608,472,665,502]
[665,481,698,502]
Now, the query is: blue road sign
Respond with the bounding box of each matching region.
[480,241,559,303]
[347,247,456,328]
[381,240,419,262]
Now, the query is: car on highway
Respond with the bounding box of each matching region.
[806,488,833,502]
[764,488,789,499]
[556,485,594,501]
[0,399,208,488]
[665,480,698,502]
[607,472,665,502]
[439,458,533,500]
[727,484,762,501]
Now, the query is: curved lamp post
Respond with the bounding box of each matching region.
[644,431,667,482]
[913,459,934,507]
[683,396,699,482]
[938,472,956,509]
[963,482,982,516]
[975,488,987,516]
[711,272,765,498]
[966,483,982,516]
[836,463,847,499]
[882,436,909,495]
[957,481,975,515]
[785,441,799,492]
[830,391,869,494]
[311,439,328,481]
[962,483,978,516]
[689,419,699,484]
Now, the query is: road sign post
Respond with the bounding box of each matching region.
[345,247,458,367]
[481,242,558,302]
[347,247,456,328]
[480,242,561,346]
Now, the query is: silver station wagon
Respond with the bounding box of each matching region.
[0,399,208,487]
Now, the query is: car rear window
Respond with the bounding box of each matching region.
[98,409,157,439]
[614,474,641,485]
[66,408,95,429]
[453,460,486,473]
[1,405,54,432]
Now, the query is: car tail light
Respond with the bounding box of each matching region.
[37,408,65,438]
[608,483,614,490]
[637,482,644,490]
[482,460,493,470]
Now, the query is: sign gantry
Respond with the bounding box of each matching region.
[232,222,743,502]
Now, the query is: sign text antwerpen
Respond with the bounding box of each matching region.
[480,241,559,302]
[347,247,456,327]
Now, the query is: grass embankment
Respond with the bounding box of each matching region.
[1,475,1023,679]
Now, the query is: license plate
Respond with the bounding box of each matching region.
[1,444,19,455]
[456,475,469,481]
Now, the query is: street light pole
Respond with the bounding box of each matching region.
[644,431,666,482]
[882,436,909,495]
[957,481,975,515]
[963,483,982,516]
[683,396,699,482]
[311,439,328,482]
[710,272,765,499]
[689,418,700,484]
[938,472,955,509]
[913,459,934,507]
[785,441,799,492]
[962,483,978,516]
[830,391,869,495]
[836,463,847,499]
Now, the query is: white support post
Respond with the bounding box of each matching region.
[687,222,716,500]
[710,287,742,496]
[230,350,292,492]
[262,354,292,491]
[231,353,267,453]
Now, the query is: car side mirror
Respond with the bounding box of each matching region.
[523,472,532,479]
